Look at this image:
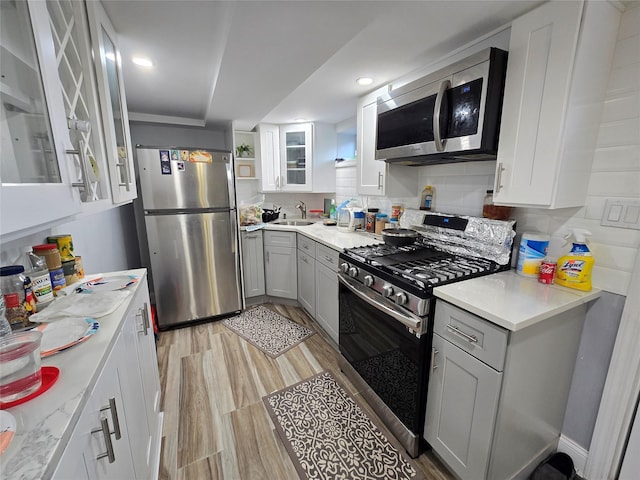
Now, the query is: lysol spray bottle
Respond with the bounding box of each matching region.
[555,229,594,291]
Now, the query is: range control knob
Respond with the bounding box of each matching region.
[364,275,374,287]
[340,262,350,273]
[382,285,394,298]
[348,266,359,278]
[395,292,408,305]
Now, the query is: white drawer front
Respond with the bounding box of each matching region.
[297,234,316,258]
[434,301,508,371]
[264,230,296,248]
[316,243,340,271]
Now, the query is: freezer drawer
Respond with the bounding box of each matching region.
[145,211,242,327]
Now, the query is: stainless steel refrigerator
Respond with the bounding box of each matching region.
[136,146,242,329]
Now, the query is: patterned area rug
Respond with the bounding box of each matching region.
[263,371,424,480]
[222,305,314,357]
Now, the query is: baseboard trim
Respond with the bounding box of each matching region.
[558,435,589,476]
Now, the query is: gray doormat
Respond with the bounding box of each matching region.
[263,371,424,480]
[222,305,314,357]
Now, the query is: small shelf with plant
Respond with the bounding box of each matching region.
[235,143,254,159]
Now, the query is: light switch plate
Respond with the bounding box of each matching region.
[601,198,640,230]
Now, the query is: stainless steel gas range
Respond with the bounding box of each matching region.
[337,211,515,458]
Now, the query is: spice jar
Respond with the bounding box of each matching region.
[375,213,388,235]
[0,266,29,328]
[482,190,513,220]
[365,208,379,233]
[33,244,67,296]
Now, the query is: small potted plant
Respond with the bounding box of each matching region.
[236,144,253,158]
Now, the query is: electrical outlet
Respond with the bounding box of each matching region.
[601,199,640,230]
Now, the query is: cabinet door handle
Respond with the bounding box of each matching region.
[92,417,116,463]
[446,324,478,343]
[431,347,439,372]
[116,151,131,191]
[377,171,383,190]
[100,397,122,440]
[495,162,505,194]
[67,139,93,199]
[266,251,270,263]
[323,255,333,263]
[140,302,150,335]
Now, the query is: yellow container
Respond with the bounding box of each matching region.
[47,235,74,261]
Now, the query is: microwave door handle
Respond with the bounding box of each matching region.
[433,79,451,152]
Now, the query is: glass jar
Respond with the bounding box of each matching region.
[0,266,29,328]
[375,213,388,235]
[482,190,513,220]
[33,244,66,295]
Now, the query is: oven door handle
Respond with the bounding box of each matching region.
[338,275,423,333]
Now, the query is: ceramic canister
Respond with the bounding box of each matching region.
[516,232,550,277]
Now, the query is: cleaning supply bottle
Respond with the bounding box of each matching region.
[420,185,434,211]
[555,229,594,291]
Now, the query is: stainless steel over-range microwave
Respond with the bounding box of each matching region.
[375,47,508,165]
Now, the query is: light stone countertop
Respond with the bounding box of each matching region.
[256,222,601,332]
[0,269,147,480]
[243,221,383,250]
[433,270,602,331]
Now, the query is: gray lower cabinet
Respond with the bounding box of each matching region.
[264,231,297,299]
[314,259,338,343]
[426,300,588,480]
[241,230,265,298]
[297,249,316,317]
[425,332,502,480]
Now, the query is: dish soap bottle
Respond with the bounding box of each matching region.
[420,185,434,211]
[555,229,594,291]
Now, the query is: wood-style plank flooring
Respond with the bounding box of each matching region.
[157,303,454,480]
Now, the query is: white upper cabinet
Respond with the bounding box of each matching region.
[1,0,81,237]
[494,0,621,208]
[258,122,336,193]
[356,89,418,197]
[86,0,137,205]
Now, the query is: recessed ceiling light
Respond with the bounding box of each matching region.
[132,56,153,67]
[356,77,373,86]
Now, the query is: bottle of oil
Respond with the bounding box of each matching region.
[420,185,434,211]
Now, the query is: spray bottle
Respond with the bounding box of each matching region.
[555,229,594,291]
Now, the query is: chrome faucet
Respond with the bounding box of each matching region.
[296,200,306,219]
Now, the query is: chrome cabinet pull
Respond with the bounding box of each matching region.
[139,302,150,336]
[92,417,115,463]
[323,255,333,263]
[67,139,92,197]
[377,171,383,190]
[431,347,439,372]
[446,324,478,343]
[495,162,505,194]
[100,397,121,440]
[434,79,451,152]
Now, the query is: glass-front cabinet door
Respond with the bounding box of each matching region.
[86,0,136,204]
[280,123,312,191]
[45,0,111,208]
[0,0,80,237]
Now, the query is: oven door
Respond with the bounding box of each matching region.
[338,275,431,436]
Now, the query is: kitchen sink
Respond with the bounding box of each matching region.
[271,220,315,226]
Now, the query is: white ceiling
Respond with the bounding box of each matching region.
[102,0,545,131]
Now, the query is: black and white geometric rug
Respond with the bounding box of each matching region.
[263,371,424,480]
[222,305,314,358]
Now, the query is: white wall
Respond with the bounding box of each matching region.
[0,204,140,275]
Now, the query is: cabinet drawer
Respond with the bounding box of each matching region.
[297,234,316,258]
[316,244,340,271]
[264,230,296,247]
[434,301,508,371]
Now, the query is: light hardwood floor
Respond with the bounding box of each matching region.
[157,303,454,480]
